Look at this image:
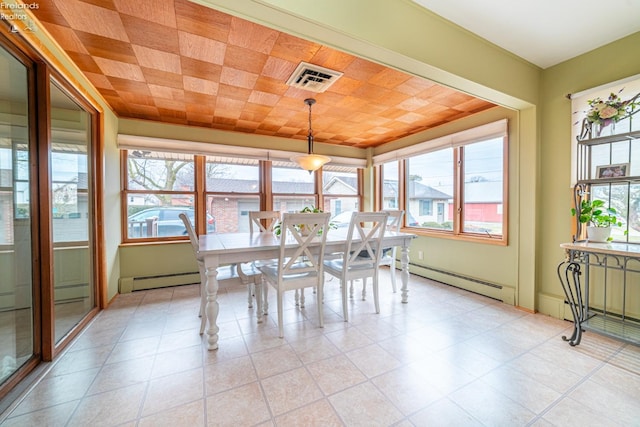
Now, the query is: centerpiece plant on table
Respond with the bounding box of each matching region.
[273,206,337,236]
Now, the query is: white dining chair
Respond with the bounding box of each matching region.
[249,210,280,233]
[378,209,405,293]
[242,211,281,313]
[257,212,330,338]
[179,213,264,333]
[323,211,389,322]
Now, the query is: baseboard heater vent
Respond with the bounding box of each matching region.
[120,266,244,293]
[120,271,201,293]
[409,262,503,289]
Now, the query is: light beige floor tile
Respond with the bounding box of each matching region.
[142,367,204,417]
[407,355,476,395]
[449,380,536,426]
[409,398,483,427]
[251,345,302,379]
[591,356,640,400]
[542,396,620,427]
[204,355,257,395]
[86,356,154,395]
[286,334,341,364]
[3,279,640,427]
[479,365,562,414]
[274,398,343,427]
[66,383,146,426]
[260,367,323,416]
[205,382,271,426]
[1,401,78,427]
[203,335,248,365]
[372,366,444,415]
[377,334,434,363]
[157,328,206,352]
[150,344,203,378]
[506,352,583,393]
[138,399,206,427]
[11,368,99,416]
[306,354,367,395]
[569,377,640,426]
[329,382,403,427]
[325,326,373,352]
[105,336,161,365]
[345,343,401,378]
[47,345,113,376]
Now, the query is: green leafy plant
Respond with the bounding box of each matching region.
[571,199,621,228]
[273,206,337,236]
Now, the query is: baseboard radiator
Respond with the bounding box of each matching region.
[119,266,244,293]
[119,271,200,293]
[407,262,511,303]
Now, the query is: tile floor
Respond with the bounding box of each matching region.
[1,270,639,426]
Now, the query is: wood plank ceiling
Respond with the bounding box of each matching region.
[31,0,496,149]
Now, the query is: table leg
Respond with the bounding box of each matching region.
[401,245,410,303]
[205,265,220,350]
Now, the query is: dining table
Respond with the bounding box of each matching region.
[198,228,416,350]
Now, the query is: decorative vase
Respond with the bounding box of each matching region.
[586,226,611,243]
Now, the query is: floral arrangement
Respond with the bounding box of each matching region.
[584,89,639,126]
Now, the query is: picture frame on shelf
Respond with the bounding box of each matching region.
[596,163,629,179]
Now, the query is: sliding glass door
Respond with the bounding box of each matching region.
[0,42,34,386]
[50,81,96,343]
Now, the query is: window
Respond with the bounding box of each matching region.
[381,161,398,209]
[272,162,316,214]
[122,150,364,241]
[123,150,195,240]
[205,156,259,233]
[407,148,453,230]
[376,120,508,242]
[419,200,432,216]
[322,165,361,223]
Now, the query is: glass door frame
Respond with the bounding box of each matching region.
[0,24,104,402]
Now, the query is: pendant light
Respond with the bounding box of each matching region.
[291,98,331,173]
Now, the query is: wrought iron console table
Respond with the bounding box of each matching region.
[558,241,640,346]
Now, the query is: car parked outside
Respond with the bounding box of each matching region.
[128,207,215,237]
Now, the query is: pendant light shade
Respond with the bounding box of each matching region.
[291,98,330,172]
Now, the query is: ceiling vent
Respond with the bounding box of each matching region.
[286,62,343,93]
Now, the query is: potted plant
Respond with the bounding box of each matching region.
[571,199,621,242]
[273,206,337,236]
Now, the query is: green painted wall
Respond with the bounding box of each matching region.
[537,32,640,316]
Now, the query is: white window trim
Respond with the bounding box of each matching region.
[372,119,507,166]
[117,134,366,169]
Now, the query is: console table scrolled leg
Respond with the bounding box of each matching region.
[557,260,584,346]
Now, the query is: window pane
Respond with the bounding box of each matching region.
[323,169,359,217]
[273,195,316,214]
[381,161,398,209]
[462,138,503,236]
[127,150,194,191]
[207,195,259,233]
[205,157,260,233]
[205,157,259,193]
[52,150,88,242]
[272,162,314,194]
[126,195,206,238]
[406,148,453,229]
[592,183,632,243]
